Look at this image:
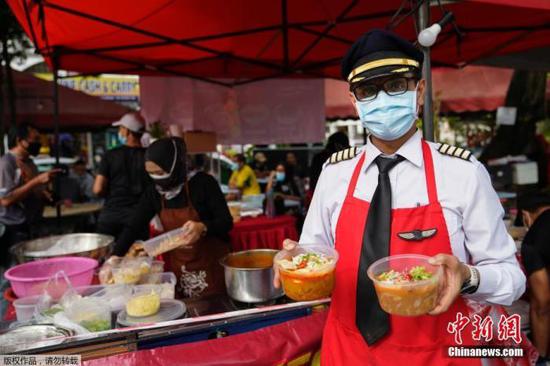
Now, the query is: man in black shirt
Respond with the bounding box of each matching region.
[518,191,550,361]
[93,113,150,241]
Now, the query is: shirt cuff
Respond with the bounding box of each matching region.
[476,265,500,292]
[463,265,506,304]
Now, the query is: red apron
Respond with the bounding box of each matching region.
[321,141,480,366]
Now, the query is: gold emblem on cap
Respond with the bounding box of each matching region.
[348,58,420,82]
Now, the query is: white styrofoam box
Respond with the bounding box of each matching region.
[512,162,538,185]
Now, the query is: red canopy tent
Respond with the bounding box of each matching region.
[3,71,130,130]
[5,0,550,83]
[6,0,550,146]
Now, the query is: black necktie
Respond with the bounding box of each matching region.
[356,155,405,345]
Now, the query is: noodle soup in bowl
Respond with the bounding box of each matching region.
[367,254,442,316]
[274,244,338,301]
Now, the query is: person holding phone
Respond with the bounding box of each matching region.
[0,125,59,267]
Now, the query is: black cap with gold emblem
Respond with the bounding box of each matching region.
[341,29,424,85]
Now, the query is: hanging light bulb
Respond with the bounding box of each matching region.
[418,12,454,48]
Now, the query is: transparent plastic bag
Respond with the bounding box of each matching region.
[32,270,75,322]
[64,297,112,333]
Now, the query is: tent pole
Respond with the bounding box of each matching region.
[417,1,435,142]
[52,49,62,228]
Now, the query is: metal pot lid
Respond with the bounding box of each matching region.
[18,233,114,257]
[0,324,73,353]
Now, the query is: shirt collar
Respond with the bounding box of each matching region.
[363,130,424,171]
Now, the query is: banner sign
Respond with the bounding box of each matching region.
[140,77,326,145]
[35,73,139,101]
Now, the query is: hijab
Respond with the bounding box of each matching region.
[145,137,187,200]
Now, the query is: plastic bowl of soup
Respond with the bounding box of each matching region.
[367,254,441,316]
[274,245,338,301]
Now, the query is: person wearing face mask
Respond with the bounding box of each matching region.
[517,191,550,363]
[93,112,150,241]
[108,137,233,299]
[266,163,303,216]
[228,154,260,197]
[0,125,59,267]
[274,29,527,365]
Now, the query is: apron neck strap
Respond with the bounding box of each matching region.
[345,152,366,199]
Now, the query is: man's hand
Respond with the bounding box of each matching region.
[33,169,61,185]
[273,239,298,288]
[180,220,207,246]
[428,254,471,315]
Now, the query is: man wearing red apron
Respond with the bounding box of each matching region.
[278,30,529,365]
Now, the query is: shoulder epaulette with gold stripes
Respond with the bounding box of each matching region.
[328,147,360,164]
[437,143,472,161]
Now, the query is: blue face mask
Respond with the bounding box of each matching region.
[276,172,285,182]
[355,87,418,141]
[118,132,127,145]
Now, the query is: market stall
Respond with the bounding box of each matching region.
[4,1,550,364]
[1,235,334,365]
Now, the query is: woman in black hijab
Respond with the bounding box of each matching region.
[108,137,233,299]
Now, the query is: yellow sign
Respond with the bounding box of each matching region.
[35,73,139,101]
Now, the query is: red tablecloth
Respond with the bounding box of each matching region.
[230,215,298,252]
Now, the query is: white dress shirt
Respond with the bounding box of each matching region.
[301,131,525,306]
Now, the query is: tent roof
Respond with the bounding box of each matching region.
[7,0,550,85]
[3,71,130,130]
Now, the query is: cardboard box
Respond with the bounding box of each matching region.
[183,131,217,153]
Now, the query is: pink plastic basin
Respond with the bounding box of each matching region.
[5,257,98,298]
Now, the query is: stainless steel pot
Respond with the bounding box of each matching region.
[220,249,284,303]
[11,233,114,263]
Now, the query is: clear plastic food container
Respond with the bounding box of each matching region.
[227,202,242,223]
[87,285,133,312]
[143,228,187,257]
[136,272,177,299]
[126,287,162,317]
[151,260,165,274]
[65,298,112,332]
[274,244,338,301]
[367,254,442,317]
[13,295,41,321]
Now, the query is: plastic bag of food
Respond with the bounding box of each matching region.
[98,256,122,285]
[112,257,153,285]
[33,271,75,322]
[64,298,112,333]
[52,312,90,335]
